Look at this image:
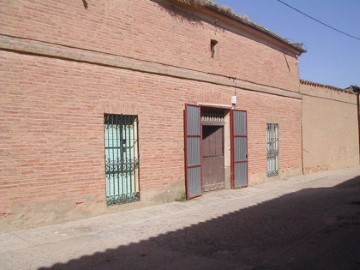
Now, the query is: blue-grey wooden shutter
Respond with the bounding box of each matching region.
[231,110,248,188]
[185,104,202,199]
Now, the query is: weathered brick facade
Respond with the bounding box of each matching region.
[0,0,305,231]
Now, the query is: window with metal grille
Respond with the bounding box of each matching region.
[104,114,140,205]
[267,123,279,176]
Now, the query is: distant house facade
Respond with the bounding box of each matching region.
[0,0,358,232]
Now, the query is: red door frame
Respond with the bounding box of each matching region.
[184,104,203,199]
[230,109,249,189]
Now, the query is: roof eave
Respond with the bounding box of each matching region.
[349,85,360,93]
[206,3,306,55]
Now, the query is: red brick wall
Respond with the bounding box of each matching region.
[0,0,300,91]
[0,0,302,230]
[0,50,302,230]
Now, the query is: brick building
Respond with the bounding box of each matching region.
[1,0,356,232]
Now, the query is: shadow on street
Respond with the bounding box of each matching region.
[39,176,360,270]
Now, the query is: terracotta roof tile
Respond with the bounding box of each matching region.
[207,2,306,54]
[169,0,306,54]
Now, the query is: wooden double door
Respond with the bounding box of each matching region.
[185,105,248,199]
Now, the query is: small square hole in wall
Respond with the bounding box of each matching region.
[210,39,218,58]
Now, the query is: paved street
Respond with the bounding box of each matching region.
[1,167,360,270]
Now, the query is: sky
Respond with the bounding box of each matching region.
[215,0,360,88]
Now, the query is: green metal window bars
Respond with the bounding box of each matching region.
[267,123,279,177]
[104,114,140,205]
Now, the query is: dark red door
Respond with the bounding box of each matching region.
[202,125,225,191]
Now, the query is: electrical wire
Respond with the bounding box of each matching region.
[277,0,360,41]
